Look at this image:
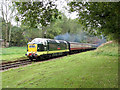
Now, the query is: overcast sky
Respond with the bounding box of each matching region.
[54,0,78,19]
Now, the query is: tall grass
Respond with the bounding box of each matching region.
[94,42,118,56]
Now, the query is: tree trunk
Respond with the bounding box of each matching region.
[42,26,44,38]
[9,24,11,46]
[41,26,47,38]
[5,23,8,47]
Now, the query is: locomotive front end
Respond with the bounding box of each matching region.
[25,38,48,60]
[25,43,38,60]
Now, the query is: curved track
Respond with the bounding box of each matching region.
[0,54,67,71]
[0,49,96,71]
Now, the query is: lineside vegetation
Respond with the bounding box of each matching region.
[1,47,27,63]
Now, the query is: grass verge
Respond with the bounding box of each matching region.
[2,42,118,88]
[1,47,27,63]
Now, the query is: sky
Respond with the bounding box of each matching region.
[0,0,78,26]
[54,0,78,19]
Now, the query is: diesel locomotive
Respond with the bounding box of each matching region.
[25,38,96,60]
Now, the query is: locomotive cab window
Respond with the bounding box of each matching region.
[37,44,44,51]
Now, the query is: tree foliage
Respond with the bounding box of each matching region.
[21,25,42,42]
[10,26,25,46]
[44,14,84,39]
[68,2,120,41]
[10,25,43,46]
[13,1,60,28]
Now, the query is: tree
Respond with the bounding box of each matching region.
[10,26,26,46]
[43,14,84,39]
[68,2,120,41]
[44,20,62,39]
[13,1,60,37]
[1,0,17,47]
[21,25,42,43]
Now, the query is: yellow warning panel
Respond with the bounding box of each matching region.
[28,44,37,52]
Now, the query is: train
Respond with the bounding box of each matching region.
[25,38,97,60]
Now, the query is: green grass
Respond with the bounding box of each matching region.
[94,43,118,56]
[1,47,27,62]
[2,42,118,88]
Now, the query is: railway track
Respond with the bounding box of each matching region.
[0,50,95,71]
[0,59,32,71]
[0,55,66,71]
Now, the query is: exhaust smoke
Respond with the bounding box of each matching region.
[54,32,106,47]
